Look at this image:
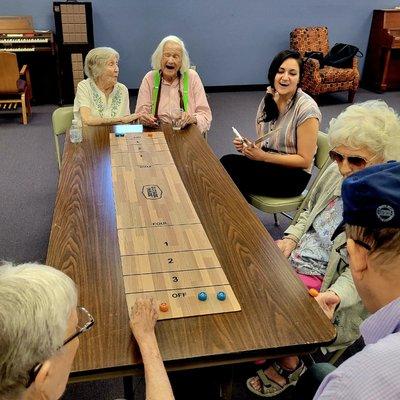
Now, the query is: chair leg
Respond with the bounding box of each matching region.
[281,212,294,220]
[273,213,279,226]
[348,90,356,103]
[21,94,28,125]
[328,347,347,365]
[54,135,62,170]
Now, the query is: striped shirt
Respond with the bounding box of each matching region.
[256,89,321,173]
[314,297,400,399]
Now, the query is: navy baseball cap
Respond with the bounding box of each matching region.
[332,161,400,240]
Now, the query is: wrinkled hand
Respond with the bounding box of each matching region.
[121,113,141,124]
[242,141,265,161]
[275,238,297,258]
[315,291,341,321]
[139,113,159,127]
[180,112,196,128]
[129,298,159,344]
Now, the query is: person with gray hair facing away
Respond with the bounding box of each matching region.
[0,262,174,400]
[296,161,400,399]
[135,35,212,134]
[0,262,94,400]
[247,100,400,397]
[74,47,140,126]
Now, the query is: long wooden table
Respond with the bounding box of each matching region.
[46,124,336,381]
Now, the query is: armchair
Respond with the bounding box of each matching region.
[290,26,359,103]
[0,52,32,124]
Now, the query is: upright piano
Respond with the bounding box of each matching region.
[0,16,59,104]
[363,9,400,92]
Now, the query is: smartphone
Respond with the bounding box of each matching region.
[232,126,244,141]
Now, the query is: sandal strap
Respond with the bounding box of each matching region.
[257,369,283,393]
[272,360,305,382]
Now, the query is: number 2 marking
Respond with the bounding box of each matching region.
[168,258,174,264]
[172,276,178,282]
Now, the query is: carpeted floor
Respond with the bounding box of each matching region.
[0,88,399,399]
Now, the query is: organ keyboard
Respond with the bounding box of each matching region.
[0,16,59,103]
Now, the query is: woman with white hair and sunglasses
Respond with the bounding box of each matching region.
[74,47,140,126]
[135,35,212,134]
[247,100,400,398]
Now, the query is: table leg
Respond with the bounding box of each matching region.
[123,376,134,399]
[219,365,234,400]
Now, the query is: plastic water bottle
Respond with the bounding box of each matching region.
[70,119,82,143]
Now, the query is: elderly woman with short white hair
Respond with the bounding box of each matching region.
[135,35,212,134]
[74,47,140,126]
[247,100,400,397]
[0,262,93,400]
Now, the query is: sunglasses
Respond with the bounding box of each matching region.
[329,150,368,168]
[26,306,94,387]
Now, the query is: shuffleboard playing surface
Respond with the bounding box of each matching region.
[109,131,241,320]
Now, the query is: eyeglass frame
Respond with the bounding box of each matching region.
[26,306,94,387]
[335,239,372,265]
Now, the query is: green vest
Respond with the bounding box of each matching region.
[151,70,189,115]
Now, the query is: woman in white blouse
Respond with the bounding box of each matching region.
[73,47,140,126]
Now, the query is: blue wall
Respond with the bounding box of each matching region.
[2,0,399,88]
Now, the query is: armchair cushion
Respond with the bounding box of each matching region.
[319,66,357,83]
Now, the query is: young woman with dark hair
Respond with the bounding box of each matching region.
[220,49,321,198]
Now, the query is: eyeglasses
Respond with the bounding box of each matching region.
[26,306,94,387]
[329,150,369,168]
[336,240,372,265]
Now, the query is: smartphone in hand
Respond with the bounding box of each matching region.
[232,127,249,148]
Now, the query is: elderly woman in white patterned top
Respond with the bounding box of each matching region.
[73,47,140,126]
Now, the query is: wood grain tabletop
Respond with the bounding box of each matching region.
[46,124,335,380]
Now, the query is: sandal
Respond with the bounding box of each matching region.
[246,360,306,397]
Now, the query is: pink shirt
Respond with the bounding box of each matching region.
[135,69,212,133]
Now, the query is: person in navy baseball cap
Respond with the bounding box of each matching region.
[296,160,400,399]
[332,161,400,240]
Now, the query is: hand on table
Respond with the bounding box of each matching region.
[130,298,159,344]
[121,113,141,124]
[180,112,196,129]
[314,291,341,321]
[275,238,297,258]
[139,113,159,127]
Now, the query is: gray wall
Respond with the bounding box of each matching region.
[2,0,399,88]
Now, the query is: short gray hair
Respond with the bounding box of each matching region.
[84,46,119,81]
[328,100,400,161]
[151,35,190,73]
[0,262,77,399]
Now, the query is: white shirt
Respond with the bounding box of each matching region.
[73,78,130,126]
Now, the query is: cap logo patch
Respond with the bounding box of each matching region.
[376,205,395,222]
